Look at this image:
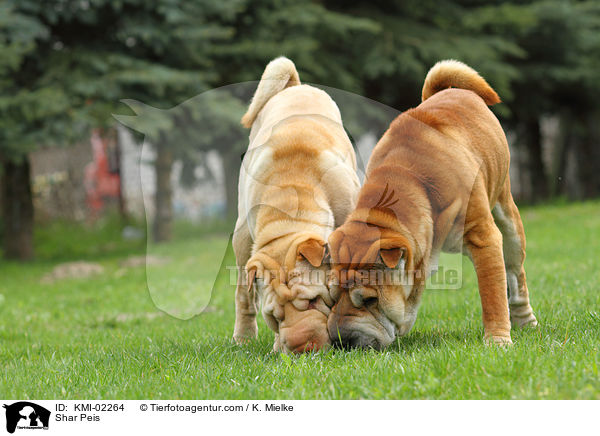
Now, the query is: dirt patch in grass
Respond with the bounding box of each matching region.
[41,261,105,283]
[119,255,170,268]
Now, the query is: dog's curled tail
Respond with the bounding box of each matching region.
[241,57,301,128]
[421,60,500,106]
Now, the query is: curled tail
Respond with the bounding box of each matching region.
[241,57,301,128]
[421,60,500,106]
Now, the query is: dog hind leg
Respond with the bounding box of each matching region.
[465,213,512,345]
[492,186,538,328]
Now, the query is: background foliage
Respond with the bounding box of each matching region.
[1,0,600,258]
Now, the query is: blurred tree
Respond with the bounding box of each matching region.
[119,0,378,238]
[206,0,379,216]
[210,0,378,90]
[120,0,379,241]
[0,0,235,255]
[117,90,246,240]
[172,91,247,222]
[0,4,48,260]
[550,1,600,200]
[324,0,600,203]
[463,0,600,201]
[2,0,600,260]
[323,0,524,111]
[1,0,378,250]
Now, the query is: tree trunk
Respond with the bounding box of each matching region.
[523,118,549,202]
[2,157,34,260]
[153,138,173,243]
[573,113,600,199]
[555,127,571,198]
[109,128,128,221]
[222,149,240,220]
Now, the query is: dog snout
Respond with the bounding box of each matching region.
[279,302,330,353]
[328,319,381,350]
[349,286,378,309]
[328,292,385,350]
[289,335,330,353]
[281,322,330,353]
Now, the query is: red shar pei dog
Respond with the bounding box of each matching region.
[327,60,538,349]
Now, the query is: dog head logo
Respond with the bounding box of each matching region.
[3,402,50,434]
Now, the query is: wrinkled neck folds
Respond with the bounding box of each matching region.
[351,171,434,271]
[253,184,332,273]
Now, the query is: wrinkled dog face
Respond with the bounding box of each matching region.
[259,261,333,353]
[327,223,421,349]
[327,274,419,350]
[277,261,333,353]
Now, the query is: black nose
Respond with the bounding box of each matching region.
[328,320,353,348]
[330,325,352,349]
[330,325,380,350]
[349,286,378,309]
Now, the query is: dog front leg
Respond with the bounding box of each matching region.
[233,271,258,343]
[232,222,258,343]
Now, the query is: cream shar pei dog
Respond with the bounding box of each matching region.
[233,57,360,353]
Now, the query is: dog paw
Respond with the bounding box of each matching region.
[272,334,284,353]
[233,318,258,345]
[233,329,258,345]
[233,335,254,345]
[511,312,538,329]
[484,334,513,346]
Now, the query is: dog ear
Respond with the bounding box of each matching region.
[327,230,343,265]
[246,266,257,292]
[379,236,411,269]
[297,238,326,267]
[322,244,331,264]
[245,256,273,293]
[379,247,405,268]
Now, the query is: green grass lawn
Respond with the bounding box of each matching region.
[1,202,599,399]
